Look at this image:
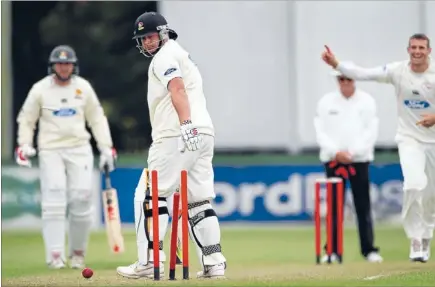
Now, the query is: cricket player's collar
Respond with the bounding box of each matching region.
[407,58,432,74]
[50,75,77,87]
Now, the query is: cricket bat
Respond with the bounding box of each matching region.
[102,165,125,253]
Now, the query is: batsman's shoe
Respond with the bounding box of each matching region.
[423,238,431,262]
[197,263,226,279]
[47,258,66,269]
[69,255,85,269]
[116,261,165,279]
[366,252,383,263]
[410,239,425,262]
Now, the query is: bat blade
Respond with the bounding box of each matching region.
[102,187,125,254]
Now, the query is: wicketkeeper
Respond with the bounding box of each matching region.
[15,45,117,269]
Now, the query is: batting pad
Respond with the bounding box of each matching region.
[187,201,227,266]
[143,196,169,263]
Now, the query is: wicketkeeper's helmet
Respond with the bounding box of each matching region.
[47,45,79,81]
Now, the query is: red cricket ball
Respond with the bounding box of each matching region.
[82,267,93,279]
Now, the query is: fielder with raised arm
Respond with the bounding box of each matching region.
[322,33,435,262]
[16,45,117,269]
[116,12,227,279]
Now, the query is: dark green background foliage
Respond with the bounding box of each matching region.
[12,1,157,153]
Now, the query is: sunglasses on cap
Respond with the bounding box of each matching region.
[338,77,353,82]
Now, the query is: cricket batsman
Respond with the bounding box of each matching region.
[322,33,435,262]
[116,12,227,279]
[15,45,117,269]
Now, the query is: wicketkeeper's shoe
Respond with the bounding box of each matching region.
[410,238,425,262]
[196,263,226,279]
[423,238,431,262]
[116,261,165,279]
[47,258,66,269]
[69,255,85,269]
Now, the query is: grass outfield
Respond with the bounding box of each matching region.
[2,226,434,286]
[1,151,400,167]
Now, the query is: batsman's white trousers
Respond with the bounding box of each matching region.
[39,144,94,205]
[135,135,216,203]
[39,144,94,262]
[132,135,226,266]
[397,134,435,240]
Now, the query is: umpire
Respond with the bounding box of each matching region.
[313,67,383,263]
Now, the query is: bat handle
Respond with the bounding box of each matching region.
[103,164,112,189]
[103,164,110,176]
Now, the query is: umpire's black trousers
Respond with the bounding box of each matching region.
[324,161,379,257]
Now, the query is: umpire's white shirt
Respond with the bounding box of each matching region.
[314,89,379,163]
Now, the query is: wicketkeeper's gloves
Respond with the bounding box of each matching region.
[15,144,37,168]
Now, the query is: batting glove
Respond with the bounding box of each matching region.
[99,147,117,172]
[180,120,202,152]
[15,145,37,168]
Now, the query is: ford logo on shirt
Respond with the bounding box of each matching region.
[53,108,77,117]
[404,100,430,109]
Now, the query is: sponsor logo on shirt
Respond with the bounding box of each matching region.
[423,82,432,90]
[403,99,430,109]
[75,89,83,99]
[164,67,177,76]
[52,108,77,117]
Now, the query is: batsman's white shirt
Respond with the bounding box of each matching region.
[16,75,112,264]
[132,40,226,268]
[147,39,214,141]
[336,61,435,143]
[17,75,113,151]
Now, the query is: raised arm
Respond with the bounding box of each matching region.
[336,62,392,83]
[322,45,398,83]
